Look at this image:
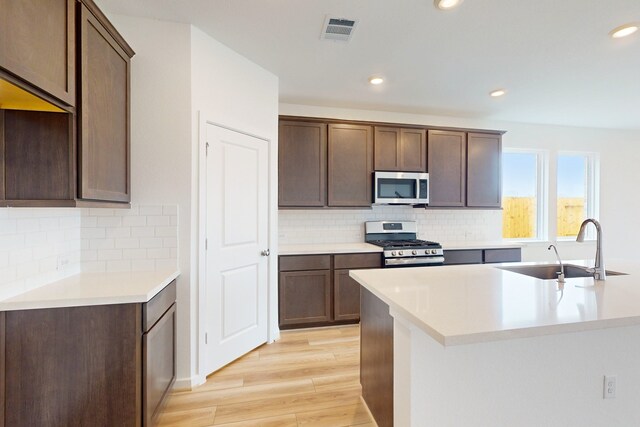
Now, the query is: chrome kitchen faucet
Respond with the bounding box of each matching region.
[576,218,606,281]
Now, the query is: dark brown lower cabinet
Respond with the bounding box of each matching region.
[278,253,382,329]
[279,270,332,327]
[443,247,522,265]
[360,287,394,427]
[0,280,176,427]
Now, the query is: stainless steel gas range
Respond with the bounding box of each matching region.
[365,221,444,268]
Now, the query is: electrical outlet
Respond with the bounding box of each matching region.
[57,256,69,272]
[604,375,616,399]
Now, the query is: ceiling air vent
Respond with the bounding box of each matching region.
[321,16,358,42]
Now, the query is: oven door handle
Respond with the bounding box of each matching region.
[384,256,445,266]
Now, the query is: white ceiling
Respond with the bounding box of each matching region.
[98,0,640,130]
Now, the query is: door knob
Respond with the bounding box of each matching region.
[261,249,270,257]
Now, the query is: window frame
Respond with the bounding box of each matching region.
[502,148,549,242]
[555,151,600,241]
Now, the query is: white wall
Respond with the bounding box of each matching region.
[104,14,196,386]
[280,103,640,262]
[105,15,279,387]
[190,26,280,381]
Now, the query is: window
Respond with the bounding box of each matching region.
[556,153,598,238]
[502,150,546,240]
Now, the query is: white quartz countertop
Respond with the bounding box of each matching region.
[279,243,383,255]
[279,241,521,255]
[350,259,640,346]
[0,269,180,311]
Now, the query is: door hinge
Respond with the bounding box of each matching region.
[205,333,208,344]
[206,142,210,156]
[205,238,208,250]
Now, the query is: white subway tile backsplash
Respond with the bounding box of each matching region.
[278,205,502,245]
[131,226,155,237]
[80,204,178,273]
[0,204,178,297]
[123,216,147,227]
[97,216,123,228]
[139,206,163,216]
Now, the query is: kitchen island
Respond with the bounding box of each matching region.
[351,260,640,427]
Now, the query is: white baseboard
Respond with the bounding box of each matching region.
[173,374,205,392]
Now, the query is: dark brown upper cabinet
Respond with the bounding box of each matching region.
[0,0,134,208]
[0,0,76,107]
[278,121,327,207]
[374,127,426,172]
[328,123,373,207]
[467,132,502,207]
[428,130,467,207]
[78,1,134,203]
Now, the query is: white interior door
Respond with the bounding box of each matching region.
[204,123,269,375]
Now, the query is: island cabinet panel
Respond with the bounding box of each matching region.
[328,123,373,207]
[279,270,332,327]
[78,2,132,203]
[427,130,467,207]
[467,132,502,207]
[374,127,427,172]
[3,304,142,427]
[278,121,327,207]
[0,0,76,106]
[360,287,394,427]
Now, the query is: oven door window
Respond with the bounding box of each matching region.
[378,179,417,199]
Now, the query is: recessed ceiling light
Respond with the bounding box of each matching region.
[369,76,384,85]
[434,0,464,10]
[490,89,506,98]
[609,23,639,39]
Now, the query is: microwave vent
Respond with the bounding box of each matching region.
[321,16,357,42]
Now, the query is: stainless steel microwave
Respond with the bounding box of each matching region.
[373,171,429,205]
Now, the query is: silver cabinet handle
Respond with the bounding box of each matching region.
[261,249,270,257]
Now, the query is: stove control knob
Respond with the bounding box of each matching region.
[412,250,417,255]
[391,251,396,256]
[424,250,429,255]
[399,251,404,256]
[431,249,438,254]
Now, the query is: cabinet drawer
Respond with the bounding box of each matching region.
[484,248,521,264]
[279,255,331,272]
[443,249,483,265]
[334,253,382,270]
[143,280,177,332]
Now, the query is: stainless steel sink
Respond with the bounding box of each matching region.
[498,264,627,280]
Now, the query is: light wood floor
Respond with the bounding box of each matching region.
[157,324,376,427]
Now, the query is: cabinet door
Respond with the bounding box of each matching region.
[143,304,176,427]
[334,269,361,321]
[467,132,502,207]
[328,123,373,207]
[374,127,401,171]
[78,4,131,203]
[428,130,466,207]
[279,270,332,327]
[374,127,426,172]
[278,121,327,206]
[400,128,427,172]
[0,0,75,106]
[4,304,141,427]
